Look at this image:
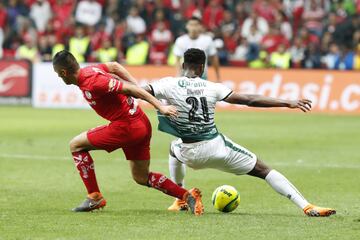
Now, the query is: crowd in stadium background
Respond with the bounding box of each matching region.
[1,0,360,70]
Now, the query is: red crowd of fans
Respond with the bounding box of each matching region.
[1,0,360,70]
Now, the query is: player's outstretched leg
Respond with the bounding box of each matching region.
[247,159,336,217]
[129,160,203,216]
[69,132,106,212]
[168,150,188,211]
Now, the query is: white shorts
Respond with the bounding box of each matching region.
[171,134,257,175]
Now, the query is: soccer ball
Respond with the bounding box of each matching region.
[212,185,241,213]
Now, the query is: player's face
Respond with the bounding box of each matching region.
[186,20,201,36]
[53,65,71,85]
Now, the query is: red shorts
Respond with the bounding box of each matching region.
[87,114,152,160]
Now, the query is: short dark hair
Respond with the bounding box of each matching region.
[188,16,202,23]
[52,50,79,73]
[184,48,206,66]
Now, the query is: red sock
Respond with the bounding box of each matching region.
[72,151,100,194]
[148,172,187,199]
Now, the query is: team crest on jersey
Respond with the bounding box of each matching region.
[84,91,92,99]
[108,79,116,92]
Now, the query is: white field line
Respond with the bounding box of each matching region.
[0,153,69,161]
[1,153,360,169]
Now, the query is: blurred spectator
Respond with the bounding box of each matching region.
[50,35,64,57]
[149,21,172,64]
[183,0,203,19]
[18,18,37,44]
[253,0,277,24]
[38,35,52,61]
[261,26,289,54]
[150,21,172,44]
[320,31,333,53]
[289,38,305,68]
[29,0,52,33]
[246,24,263,45]
[248,49,268,68]
[241,12,269,39]
[322,42,341,69]
[221,10,238,35]
[15,36,40,62]
[303,43,322,69]
[88,23,109,51]
[324,12,340,34]
[126,34,149,65]
[52,0,74,26]
[333,15,360,49]
[298,27,319,46]
[203,0,224,31]
[68,25,90,63]
[95,38,117,63]
[7,0,29,30]
[335,46,354,70]
[75,0,102,26]
[233,2,248,27]
[229,38,248,64]
[126,6,146,35]
[150,9,170,31]
[270,43,291,69]
[353,44,360,69]
[274,10,292,40]
[303,0,325,36]
[0,3,7,30]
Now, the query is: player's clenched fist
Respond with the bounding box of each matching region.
[288,99,312,112]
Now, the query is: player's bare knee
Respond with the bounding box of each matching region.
[132,175,148,186]
[69,136,83,153]
[248,158,272,179]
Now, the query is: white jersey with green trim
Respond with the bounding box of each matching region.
[150,76,232,141]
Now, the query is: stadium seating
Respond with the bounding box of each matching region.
[0,0,360,69]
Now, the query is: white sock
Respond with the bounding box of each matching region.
[265,170,309,209]
[169,154,186,187]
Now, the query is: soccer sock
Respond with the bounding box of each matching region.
[72,151,100,194]
[148,172,188,199]
[169,154,186,187]
[265,170,309,209]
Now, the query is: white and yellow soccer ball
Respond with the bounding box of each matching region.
[212,185,241,213]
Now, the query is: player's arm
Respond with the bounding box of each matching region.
[175,56,182,76]
[104,62,138,85]
[224,93,312,112]
[209,55,221,82]
[121,82,178,117]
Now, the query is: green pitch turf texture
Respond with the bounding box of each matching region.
[0,107,359,240]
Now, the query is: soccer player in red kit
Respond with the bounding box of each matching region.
[52,50,204,215]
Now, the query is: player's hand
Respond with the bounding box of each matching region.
[159,105,178,117]
[288,99,312,112]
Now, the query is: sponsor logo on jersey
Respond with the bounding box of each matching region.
[84,91,92,99]
[108,79,116,92]
[178,79,207,88]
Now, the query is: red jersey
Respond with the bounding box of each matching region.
[77,64,143,122]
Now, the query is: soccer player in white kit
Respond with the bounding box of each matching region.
[173,16,220,81]
[145,48,336,217]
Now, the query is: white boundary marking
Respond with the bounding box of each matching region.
[1,153,359,169]
[0,153,68,161]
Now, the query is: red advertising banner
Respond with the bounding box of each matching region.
[125,66,360,114]
[0,60,32,104]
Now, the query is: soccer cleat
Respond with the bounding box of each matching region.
[303,204,336,217]
[167,199,189,211]
[183,188,204,216]
[72,192,107,212]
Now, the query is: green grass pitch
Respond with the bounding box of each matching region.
[0,107,359,240]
